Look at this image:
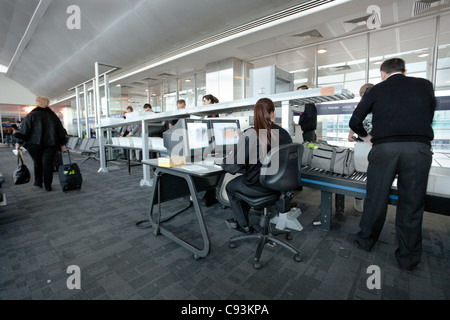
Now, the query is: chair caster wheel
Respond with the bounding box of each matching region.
[286,233,293,240]
[294,254,302,262]
[229,241,237,249]
[253,261,261,269]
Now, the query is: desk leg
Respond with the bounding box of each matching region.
[321,191,332,231]
[335,194,345,215]
[148,169,211,259]
[127,149,131,175]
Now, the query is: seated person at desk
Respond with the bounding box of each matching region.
[221,98,293,233]
[202,94,219,118]
[169,99,186,129]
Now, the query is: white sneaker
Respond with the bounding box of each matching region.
[354,198,364,212]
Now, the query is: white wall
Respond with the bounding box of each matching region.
[0,74,36,105]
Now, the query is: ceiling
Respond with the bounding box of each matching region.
[1,0,450,111]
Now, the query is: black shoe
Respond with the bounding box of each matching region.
[34,183,43,188]
[353,239,371,252]
[225,218,238,229]
[235,225,251,234]
[45,186,52,192]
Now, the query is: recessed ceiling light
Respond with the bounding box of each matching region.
[317,48,327,54]
[185,78,191,82]
[418,53,429,58]
[373,61,383,65]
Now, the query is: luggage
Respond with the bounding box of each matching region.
[301,141,355,175]
[58,150,82,192]
[13,151,31,185]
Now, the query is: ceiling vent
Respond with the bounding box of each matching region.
[343,15,372,32]
[328,65,352,72]
[292,29,324,39]
[343,5,382,32]
[412,0,450,16]
[142,77,158,81]
[130,81,147,86]
[157,73,175,77]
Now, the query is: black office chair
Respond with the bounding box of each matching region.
[228,143,304,269]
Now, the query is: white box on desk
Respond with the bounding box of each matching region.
[132,137,142,148]
[120,137,134,147]
[150,137,164,149]
[111,137,120,146]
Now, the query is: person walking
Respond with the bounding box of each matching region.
[14,96,68,191]
[349,58,436,271]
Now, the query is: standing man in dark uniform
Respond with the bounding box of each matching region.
[297,85,317,142]
[349,58,436,271]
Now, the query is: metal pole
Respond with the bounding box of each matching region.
[95,62,108,173]
[83,83,89,138]
[0,114,4,144]
[366,33,370,84]
[75,86,82,138]
[104,73,113,160]
[431,16,440,88]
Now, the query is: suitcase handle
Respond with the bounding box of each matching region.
[62,150,73,165]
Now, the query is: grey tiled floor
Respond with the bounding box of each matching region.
[0,146,449,301]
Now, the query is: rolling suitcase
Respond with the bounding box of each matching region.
[58,150,82,192]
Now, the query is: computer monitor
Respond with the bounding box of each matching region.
[185,119,212,161]
[163,118,189,158]
[210,119,240,156]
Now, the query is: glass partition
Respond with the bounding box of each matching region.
[163,79,177,112]
[196,72,206,107]
[179,75,195,108]
[149,83,162,112]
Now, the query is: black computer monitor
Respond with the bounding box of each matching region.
[210,119,240,156]
[163,118,189,157]
[185,119,212,161]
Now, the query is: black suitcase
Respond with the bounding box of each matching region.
[58,150,82,192]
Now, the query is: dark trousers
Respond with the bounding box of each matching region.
[302,130,316,142]
[357,142,432,270]
[26,144,58,189]
[226,175,279,228]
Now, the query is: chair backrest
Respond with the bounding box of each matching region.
[84,138,95,150]
[260,143,303,192]
[78,138,88,150]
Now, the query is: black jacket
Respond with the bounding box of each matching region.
[299,103,317,132]
[14,107,67,149]
[222,123,292,187]
[349,74,435,146]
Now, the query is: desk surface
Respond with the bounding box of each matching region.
[142,159,224,176]
[105,144,167,152]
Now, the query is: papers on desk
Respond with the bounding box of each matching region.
[180,164,209,172]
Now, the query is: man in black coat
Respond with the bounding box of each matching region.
[349,58,436,271]
[14,96,68,191]
[297,85,317,142]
